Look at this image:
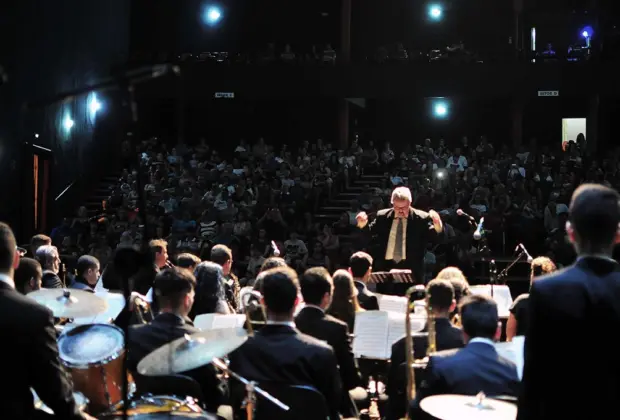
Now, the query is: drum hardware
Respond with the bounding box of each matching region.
[419,392,517,420]
[137,328,248,376]
[32,389,88,415]
[99,394,216,419]
[28,288,109,318]
[212,358,289,420]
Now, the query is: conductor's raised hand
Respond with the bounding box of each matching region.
[356,211,369,228]
[428,209,443,233]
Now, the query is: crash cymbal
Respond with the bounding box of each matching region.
[28,288,109,319]
[138,328,248,376]
[420,393,517,420]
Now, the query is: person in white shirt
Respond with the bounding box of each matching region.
[447,148,468,172]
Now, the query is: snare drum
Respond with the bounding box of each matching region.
[58,323,133,411]
[100,395,215,419]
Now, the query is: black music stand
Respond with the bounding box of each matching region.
[368,271,416,285]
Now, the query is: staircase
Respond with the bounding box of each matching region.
[314,174,385,248]
[83,174,121,217]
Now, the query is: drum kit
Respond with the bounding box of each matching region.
[29,288,289,419]
[419,392,517,420]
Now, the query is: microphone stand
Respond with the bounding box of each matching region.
[489,260,497,298]
[495,251,527,287]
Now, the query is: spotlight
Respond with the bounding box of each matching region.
[63,116,74,131]
[434,102,448,118]
[203,5,222,25]
[87,93,102,124]
[428,4,443,20]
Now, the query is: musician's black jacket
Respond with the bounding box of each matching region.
[354,280,379,312]
[518,257,620,420]
[42,271,63,289]
[228,324,342,420]
[361,207,445,285]
[0,281,85,419]
[386,317,464,420]
[127,312,223,412]
[409,340,520,420]
[295,306,362,391]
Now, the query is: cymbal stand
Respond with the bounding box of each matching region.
[212,358,289,420]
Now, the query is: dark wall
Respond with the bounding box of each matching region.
[0,0,131,239]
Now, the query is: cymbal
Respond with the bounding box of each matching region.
[138,328,248,376]
[28,288,109,318]
[420,393,517,420]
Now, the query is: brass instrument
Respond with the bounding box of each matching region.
[404,287,418,404]
[132,293,154,324]
[426,290,437,356]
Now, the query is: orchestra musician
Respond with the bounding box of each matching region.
[228,267,342,420]
[435,266,471,325]
[0,222,95,419]
[387,279,464,420]
[191,261,231,316]
[327,269,365,332]
[28,233,52,258]
[505,256,556,341]
[356,186,444,294]
[409,294,520,420]
[295,267,364,417]
[68,255,101,293]
[175,252,201,271]
[14,257,43,295]
[35,245,63,288]
[211,244,240,312]
[348,251,379,310]
[518,184,620,420]
[127,267,223,414]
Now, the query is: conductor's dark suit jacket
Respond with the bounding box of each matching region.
[387,318,465,419]
[363,207,444,286]
[127,312,223,412]
[0,281,85,419]
[410,341,520,419]
[518,256,620,420]
[228,324,342,420]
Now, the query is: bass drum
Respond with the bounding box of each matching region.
[100,395,216,419]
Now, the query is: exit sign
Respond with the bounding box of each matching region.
[538,90,559,97]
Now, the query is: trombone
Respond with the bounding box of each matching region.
[404,286,437,408]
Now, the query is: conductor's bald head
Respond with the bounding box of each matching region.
[567,183,620,254]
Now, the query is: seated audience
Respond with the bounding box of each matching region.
[296,267,363,417]
[70,255,100,293]
[14,257,42,295]
[506,256,556,341]
[228,267,342,420]
[127,267,222,413]
[409,294,520,419]
[349,251,379,310]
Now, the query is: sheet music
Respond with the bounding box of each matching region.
[495,336,525,380]
[470,285,513,318]
[376,293,408,314]
[211,314,246,329]
[194,314,246,330]
[353,311,390,359]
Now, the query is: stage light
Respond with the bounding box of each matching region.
[87,93,102,124]
[63,115,74,131]
[433,101,448,118]
[203,5,222,26]
[34,133,39,139]
[428,4,443,21]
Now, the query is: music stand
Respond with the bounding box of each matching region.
[368,270,417,285]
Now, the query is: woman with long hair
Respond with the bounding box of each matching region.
[327,269,363,332]
[191,261,231,318]
[506,256,557,341]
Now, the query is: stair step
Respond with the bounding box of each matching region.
[320,207,349,213]
[314,214,339,220]
[360,174,386,180]
[338,192,360,199]
[328,199,353,206]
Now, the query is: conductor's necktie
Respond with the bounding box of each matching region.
[393,218,404,263]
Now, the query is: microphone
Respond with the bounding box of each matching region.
[473,217,485,240]
[271,240,281,257]
[456,209,475,221]
[516,243,533,263]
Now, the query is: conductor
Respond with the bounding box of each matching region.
[356,186,444,290]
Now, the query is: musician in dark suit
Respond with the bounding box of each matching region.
[387,279,465,420]
[69,255,100,293]
[0,222,94,419]
[356,187,444,293]
[229,267,342,420]
[296,267,363,417]
[14,257,43,295]
[349,251,379,310]
[35,245,63,288]
[410,294,520,419]
[127,267,223,414]
[518,184,620,420]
